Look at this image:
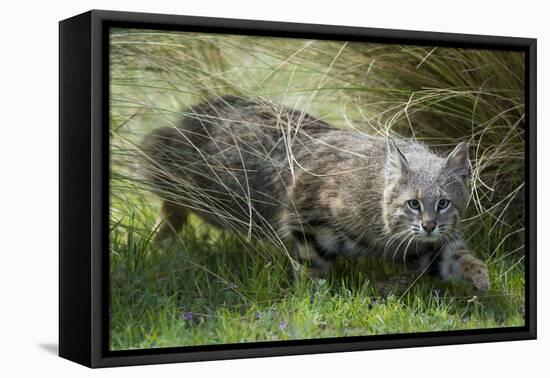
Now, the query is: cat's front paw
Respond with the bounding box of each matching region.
[461,258,489,292]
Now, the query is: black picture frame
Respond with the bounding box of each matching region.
[59,9,537,368]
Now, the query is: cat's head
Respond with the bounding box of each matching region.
[382,139,470,243]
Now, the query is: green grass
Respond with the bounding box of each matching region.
[109,188,524,350]
[108,29,526,350]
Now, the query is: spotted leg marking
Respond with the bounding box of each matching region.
[437,239,489,292]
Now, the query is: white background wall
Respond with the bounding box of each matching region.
[0,0,546,376]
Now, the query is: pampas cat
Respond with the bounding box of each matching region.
[141,96,489,291]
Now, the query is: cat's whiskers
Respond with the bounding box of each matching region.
[402,233,417,268]
[380,224,411,240]
[381,232,401,258]
[349,219,381,250]
[382,229,410,259]
[392,231,414,262]
[373,223,406,247]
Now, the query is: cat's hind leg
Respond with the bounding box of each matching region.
[155,201,189,242]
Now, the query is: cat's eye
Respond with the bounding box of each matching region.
[437,199,450,210]
[407,199,421,211]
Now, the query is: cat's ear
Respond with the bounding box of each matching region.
[444,142,470,181]
[385,137,409,179]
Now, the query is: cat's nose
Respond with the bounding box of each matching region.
[422,221,437,233]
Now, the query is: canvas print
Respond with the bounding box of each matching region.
[109,28,526,350]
